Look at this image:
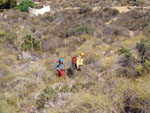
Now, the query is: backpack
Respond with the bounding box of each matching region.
[72,56,77,63]
[55,62,60,71]
[56,60,59,63]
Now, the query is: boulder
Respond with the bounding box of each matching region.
[28,5,51,16]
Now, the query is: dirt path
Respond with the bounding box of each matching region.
[52,6,150,14]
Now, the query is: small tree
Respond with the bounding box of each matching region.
[136,38,150,60]
[21,34,40,51]
[117,46,137,77]
[14,0,35,12]
[136,38,150,73]
[117,46,133,66]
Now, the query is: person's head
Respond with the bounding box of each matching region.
[80,53,85,58]
[59,58,63,63]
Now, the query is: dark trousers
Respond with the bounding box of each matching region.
[72,63,82,70]
[72,63,77,70]
[77,65,82,70]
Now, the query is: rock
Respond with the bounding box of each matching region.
[129,31,135,38]
[22,51,33,60]
[28,5,51,16]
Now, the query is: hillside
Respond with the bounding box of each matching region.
[0,0,150,113]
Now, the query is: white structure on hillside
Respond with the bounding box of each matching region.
[28,5,51,16]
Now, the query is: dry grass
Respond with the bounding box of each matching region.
[0,2,150,113]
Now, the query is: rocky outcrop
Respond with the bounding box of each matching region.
[28,5,51,16]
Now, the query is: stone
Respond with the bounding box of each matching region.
[28,5,51,16]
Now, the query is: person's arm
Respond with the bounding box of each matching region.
[61,64,64,71]
[81,59,84,66]
[76,57,83,68]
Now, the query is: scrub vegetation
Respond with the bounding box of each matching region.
[0,0,150,113]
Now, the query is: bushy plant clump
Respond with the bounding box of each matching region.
[136,38,150,74]
[14,0,35,12]
[117,46,137,77]
[0,31,16,44]
[117,38,150,77]
[118,46,132,60]
[21,34,40,51]
[40,14,55,23]
[65,23,95,38]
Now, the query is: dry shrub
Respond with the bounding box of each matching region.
[0,31,17,46]
[65,23,95,38]
[0,64,11,77]
[117,38,150,77]
[79,4,92,14]
[84,53,102,72]
[0,56,15,68]
[41,37,60,53]
[124,96,150,113]
[64,35,87,48]
[42,55,58,72]
[128,0,144,6]
[112,9,150,31]
[143,24,150,37]
[102,25,129,44]
[40,13,55,23]
[117,47,138,77]
[0,0,150,112]
[103,8,119,17]
[122,78,150,113]
[102,55,118,71]
[50,0,149,8]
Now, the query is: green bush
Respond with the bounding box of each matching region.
[65,23,95,37]
[0,31,16,44]
[118,38,150,76]
[21,34,40,51]
[136,38,150,60]
[117,46,132,60]
[0,31,7,37]
[14,0,35,12]
[0,0,18,8]
[117,46,138,77]
[5,34,16,44]
[136,38,150,74]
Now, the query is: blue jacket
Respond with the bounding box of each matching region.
[55,63,64,71]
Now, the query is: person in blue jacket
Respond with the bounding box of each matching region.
[55,58,64,78]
